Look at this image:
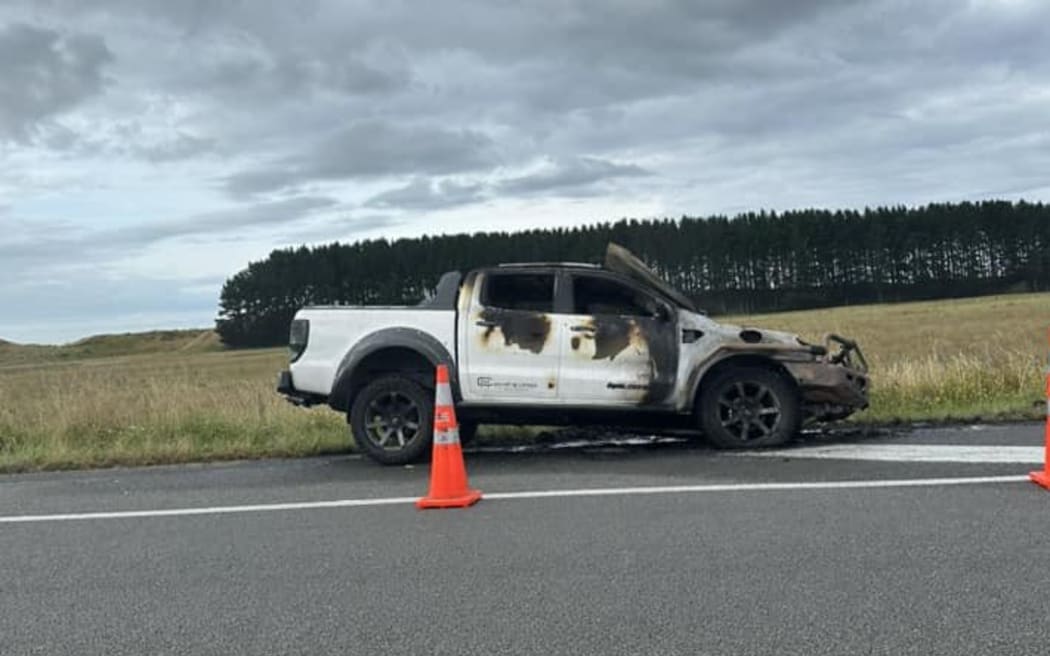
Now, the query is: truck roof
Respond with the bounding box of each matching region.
[488,245,698,313]
[495,262,601,269]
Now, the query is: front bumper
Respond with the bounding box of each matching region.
[783,335,870,420]
[276,370,323,407]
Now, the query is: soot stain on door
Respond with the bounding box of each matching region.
[583,315,678,405]
[639,321,678,404]
[590,317,634,361]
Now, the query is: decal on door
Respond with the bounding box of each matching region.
[477,377,539,390]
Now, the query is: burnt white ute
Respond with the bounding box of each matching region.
[278,244,869,464]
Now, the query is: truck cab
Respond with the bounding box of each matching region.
[459,262,681,408]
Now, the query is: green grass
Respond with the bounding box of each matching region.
[0,292,1047,473]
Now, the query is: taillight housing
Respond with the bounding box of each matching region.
[289,319,309,362]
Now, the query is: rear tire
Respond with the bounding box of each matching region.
[698,366,801,449]
[350,374,434,465]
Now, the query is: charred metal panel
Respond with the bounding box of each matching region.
[678,341,869,417]
[457,272,478,316]
[417,271,462,310]
[567,314,677,406]
[641,318,677,404]
[604,242,698,312]
[782,361,870,407]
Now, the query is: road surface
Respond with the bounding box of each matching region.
[1,423,1047,655]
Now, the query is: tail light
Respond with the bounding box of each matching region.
[289,319,309,362]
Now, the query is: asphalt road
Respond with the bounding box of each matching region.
[1,423,1048,655]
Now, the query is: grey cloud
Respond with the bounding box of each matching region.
[0,196,338,274]
[225,121,496,196]
[134,132,217,163]
[276,213,403,244]
[332,58,408,95]
[0,22,112,140]
[3,0,1050,341]
[365,178,486,210]
[35,0,857,123]
[498,157,650,196]
[362,157,650,211]
[10,0,997,170]
[119,196,338,244]
[189,45,409,102]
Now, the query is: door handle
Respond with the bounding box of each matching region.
[570,325,595,333]
[476,320,498,328]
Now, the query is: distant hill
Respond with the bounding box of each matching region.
[0,329,223,367]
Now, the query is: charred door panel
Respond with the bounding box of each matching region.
[557,273,678,406]
[460,271,561,403]
[560,313,677,405]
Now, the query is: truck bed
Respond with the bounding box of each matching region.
[290,306,456,397]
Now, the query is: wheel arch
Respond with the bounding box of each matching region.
[329,328,458,413]
[688,352,798,414]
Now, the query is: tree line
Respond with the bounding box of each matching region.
[216,200,1050,347]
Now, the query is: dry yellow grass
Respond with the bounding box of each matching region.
[0,349,345,472]
[0,292,1046,472]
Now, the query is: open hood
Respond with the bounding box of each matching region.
[604,242,699,313]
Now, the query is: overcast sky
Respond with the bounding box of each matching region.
[2,0,1049,343]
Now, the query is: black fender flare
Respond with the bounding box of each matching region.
[328,328,458,412]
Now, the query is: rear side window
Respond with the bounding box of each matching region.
[482,273,554,312]
[573,275,661,317]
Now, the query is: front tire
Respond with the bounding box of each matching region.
[698,366,801,449]
[350,374,434,465]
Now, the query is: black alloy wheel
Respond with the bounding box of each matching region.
[699,366,801,448]
[350,374,434,465]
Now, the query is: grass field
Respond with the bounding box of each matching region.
[1,292,1047,473]
[0,329,223,366]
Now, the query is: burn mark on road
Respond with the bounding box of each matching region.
[478,308,551,354]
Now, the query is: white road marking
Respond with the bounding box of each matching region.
[0,496,418,524]
[733,444,1044,463]
[0,475,1030,524]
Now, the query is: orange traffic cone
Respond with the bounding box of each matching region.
[1030,338,1050,491]
[416,365,482,509]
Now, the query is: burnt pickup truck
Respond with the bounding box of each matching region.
[278,244,869,464]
